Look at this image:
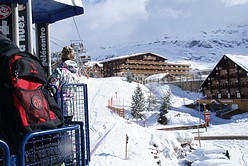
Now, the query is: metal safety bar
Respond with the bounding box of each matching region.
[0,140,11,166]
[19,125,83,166]
[61,83,90,165]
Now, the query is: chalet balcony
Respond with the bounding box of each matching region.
[212,89,218,94]
[212,80,218,85]
[123,61,191,71]
[240,82,248,88]
[238,73,248,78]
[240,77,248,82]
[228,68,237,74]
[229,78,238,84]
[119,69,189,75]
[120,66,191,75]
[211,85,218,89]
[204,90,211,94]
[220,75,228,79]
[229,73,237,79]
[121,64,164,70]
[126,60,166,65]
[240,87,248,92]
[220,88,228,93]
[230,88,239,93]
[220,79,228,84]
[219,69,228,75]
[211,95,217,99]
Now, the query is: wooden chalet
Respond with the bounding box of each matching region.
[199,54,248,116]
[100,52,191,81]
[144,73,175,84]
[87,62,103,78]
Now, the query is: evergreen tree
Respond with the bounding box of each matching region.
[131,84,145,119]
[158,91,171,125]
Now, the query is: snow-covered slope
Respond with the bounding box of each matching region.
[81,76,248,165]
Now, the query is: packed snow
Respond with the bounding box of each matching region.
[77,76,248,166]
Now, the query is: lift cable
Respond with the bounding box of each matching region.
[50,39,64,49]
[72,17,82,40]
[50,36,68,45]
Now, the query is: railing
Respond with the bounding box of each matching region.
[0,140,10,166]
[19,125,82,166]
[60,83,90,165]
[0,124,85,166]
[0,83,90,166]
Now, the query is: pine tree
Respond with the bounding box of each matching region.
[158,91,171,125]
[131,84,145,119]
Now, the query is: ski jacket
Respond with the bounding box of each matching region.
[50,60,81,91]
[49,60,81,120]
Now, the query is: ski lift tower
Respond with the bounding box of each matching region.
[70,40,91,77]
[70,40,86,55]
[70,40,90,65]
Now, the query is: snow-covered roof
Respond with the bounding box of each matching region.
[225,54,248,71]
[88,61,102,67]
[100,52,167,63]
[145,73,171,81]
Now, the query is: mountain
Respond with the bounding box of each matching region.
[85,24,248,70]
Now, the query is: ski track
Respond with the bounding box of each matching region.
[90,124,116,156]
[89,78,123,156]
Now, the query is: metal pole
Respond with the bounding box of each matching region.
[125,134,128,160]
[26,0,33,53]
[197,97,201,147]
[47,23,51,75]
[12,3,19,45]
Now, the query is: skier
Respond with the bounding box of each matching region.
[49,45,81,121]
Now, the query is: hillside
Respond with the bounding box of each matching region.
[79,76,248,165]
[85,24,248,70]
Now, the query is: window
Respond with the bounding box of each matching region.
[237,92,241,99]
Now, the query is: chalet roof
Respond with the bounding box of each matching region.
[145,73,172,81]
[100,52,167,63]
[88,61,102,67]
[225,54,248,71]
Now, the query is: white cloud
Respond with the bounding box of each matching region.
[86,0,148,30]
[220,0,248,6]
[50,0,248,52]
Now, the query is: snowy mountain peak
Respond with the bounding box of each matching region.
[86,24,248,70]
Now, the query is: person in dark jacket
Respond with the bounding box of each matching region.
[0,31,21,155]
[0,31,20,57]
[0,31,65,165]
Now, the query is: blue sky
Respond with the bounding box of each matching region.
[50,0,248,52]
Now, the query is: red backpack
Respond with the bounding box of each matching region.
[11,53,63,131]
[0,52,63,154]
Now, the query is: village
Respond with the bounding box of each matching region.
[56,47,248,122]
[1,0,248,165]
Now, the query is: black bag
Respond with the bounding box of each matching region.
[0,52,63,155]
